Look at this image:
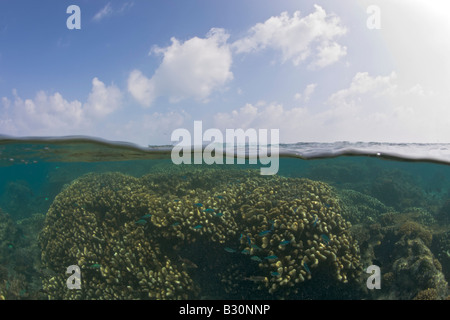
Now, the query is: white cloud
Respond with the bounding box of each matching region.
[310,41,347,69]
[128,28,233,107]
[295,83,317,102]
[212,71,450,143]
[92,3,113,22]
[85,77,122,117]
[110,110,190,146]
[232,5,347,67]
[127,70,155,107]
[0,78,122,137]
[92,2,133,22]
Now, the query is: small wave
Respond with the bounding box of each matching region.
[1,135,450,166]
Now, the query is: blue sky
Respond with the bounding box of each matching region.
[1,0,450,146]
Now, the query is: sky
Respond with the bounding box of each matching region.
[1,0,450,146]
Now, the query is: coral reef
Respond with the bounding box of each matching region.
[337,189,392,224]
[353,211,448,300]
[0,210,45,299]
[431,230,450,283]
[370,169,427,211]
[39,169,362,299]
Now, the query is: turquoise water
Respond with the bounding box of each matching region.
[0,137,449,300]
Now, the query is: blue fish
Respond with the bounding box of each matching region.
[215,212,223,217]
[258,230,271,237]
[241,249,250,255]
[140,214,152,219]
[239,233,243,240]
[194,203,203,207]
[171,222,180,227]
[174,199,180,202]
[251,244,262,251]
[280,240,290,246]
[224,247,236,253]
[250,256,263,262]
[312,216,319,227]
[203,208,215,213]
[271,271,280,276]
[246,235,252,245]
[321,234,330,245]
[264,255,278,260]
[216,195,224,199]
[135,219,147,225]
[193,225,202,229]
[303,262,311,274]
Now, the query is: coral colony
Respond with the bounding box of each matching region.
[38,169,361,299]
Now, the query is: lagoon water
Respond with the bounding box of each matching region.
[1,136,449,300]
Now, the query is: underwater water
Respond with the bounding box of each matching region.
[1,137,450,300]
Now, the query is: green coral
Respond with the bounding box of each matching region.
[39,168,362,299]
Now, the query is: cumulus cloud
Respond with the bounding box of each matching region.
[128,28,233,107]
[85,77,122,117]
[294,83,317,102]
[0,78,122,137]
[232,5,347,68]
[213,71,450,143]
[111,110,190,146]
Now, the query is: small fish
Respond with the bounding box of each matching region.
[140,214,152,219]
[203,208,215,213]
[241,249,250,255]
[174,199,180,202]
[303,262,311,274]
[321,234,330,245]
[250,256,263,262]
[251,244,262,251]
[194,203,203,207]
[325,203,331,208]
[243,276,267,282]
[239,233,243,240]
[258,230,271,237]
[216,195,224,199]
[90,264,101,269]
[193,225,202,230]
[135,219,147,225]
[171,222,180,227]
[264,255,278,260]
[270,272,280,277]
[312,216,319,227]
[178,256,198,269]
[224,247,236,253]
[280,240,290,246]
[215,212,223,217]
[246,235,252,245]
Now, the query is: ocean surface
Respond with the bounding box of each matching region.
[1,136,450,300]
